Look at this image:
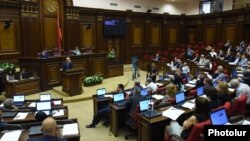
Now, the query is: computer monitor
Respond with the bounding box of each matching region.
[210,108,228,125]
[36,101,51,111]
[197,87,204,96]
[40,94,51,101]
[13,95,25,103]
[113,93,124,102]
[140,88,148,96]
[175,91,185,104]
[96,88,106,96]
[139,100,150,112]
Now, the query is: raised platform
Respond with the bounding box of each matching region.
[23,64,148,103]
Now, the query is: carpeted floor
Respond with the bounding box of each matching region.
[1,65,161,141]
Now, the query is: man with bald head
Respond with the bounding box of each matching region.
[28,117,66,141]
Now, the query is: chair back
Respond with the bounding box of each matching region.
[224,101,232,116]
[186,120,211,141]
[232,94,248,115]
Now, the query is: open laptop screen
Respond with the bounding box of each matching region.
[210,108,228,125]
[36,101,51,111]
[175,91,185,104]
[97,88,106,96]
[113,93,124,102]
[40,94,51,101]
[140,89,148,96]
[197,87,204,96]
[139,100,150,112]
[13,95,25,102]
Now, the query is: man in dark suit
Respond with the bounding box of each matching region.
[28,117,67,141]
[86,84,125,128]
[125,86,145,126]
[61,57,73,71]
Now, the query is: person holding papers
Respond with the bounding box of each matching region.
[160,76,177,105]
[238,54,248,69]
[146,77,158,94]
[231,52,241,64]
[28,117,66,141]
[165,97,209,140]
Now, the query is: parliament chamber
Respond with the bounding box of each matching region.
[1,0,250,141]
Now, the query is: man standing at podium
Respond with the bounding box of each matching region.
[61,57,73,71]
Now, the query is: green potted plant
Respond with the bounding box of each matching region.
[83,75,103,86]
[0,62,15,73]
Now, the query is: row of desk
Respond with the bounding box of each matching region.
[0,99,80,141]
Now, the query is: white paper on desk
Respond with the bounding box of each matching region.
[237,74,243,77]
[126,91,131,95]
[182,102,195,110]
[229,62,236,65]
[0,103,3,108]
[189,99,195,103]
[242,120,250,125]
[62,123,79,136]
[52,109,64,117]
[188,80,196,85]
[185,83,195,88]
[53,100,62,105]
[152,94,164,100]
[162,107,185,121]
[237,70,243,74]
[13,112,28,120]
[228,88,235,93]
[28,102,36,107]
[104,95,113,98]
[0,130,22,141]
[156,83,163,86]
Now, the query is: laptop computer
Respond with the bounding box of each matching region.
[113,93,126,107]
[140,100,161,118]
[96,88,106,99]
[36,101,52,116]
[210,108,228,125]
[175,91,185,106]
[29,125,42,136]
[140,88,148,96]
[159,75,164,81]
[2,111,17,118]
[197,86,204,96]
[13,95,25,106]
[40,94,51,101]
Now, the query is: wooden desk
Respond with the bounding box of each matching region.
[5,77,41,98]
[0,131,29,141]
[109,103,126,137]
[19,52,107,91]
[61,68,84,96]
[138,114,169,141]
[3,108,68,124]
[92,95,111,115]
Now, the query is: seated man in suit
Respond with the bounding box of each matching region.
[3,99,18,111]
[86,84,125,128]
[61,57,73,71]
[28,117,67,141]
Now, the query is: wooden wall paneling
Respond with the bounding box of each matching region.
[44,17,57,50]
[144,16,151,53]
[216,16,223,42]
[204,25,216,45]
[65,8,80,51]
[20,3,40,57]
[223,24,237,45]
[131,24,144,47]
[150,24,161,48]
[168,26,178,46]
[237,13,245,43]
[96,13,104,52]
[45,62,61,86]
[89,55,105,76]
[179,14,186,46]
[81,23,95,49]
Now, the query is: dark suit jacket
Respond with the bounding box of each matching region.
[62,62,73,70]
[28,135,67,141]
